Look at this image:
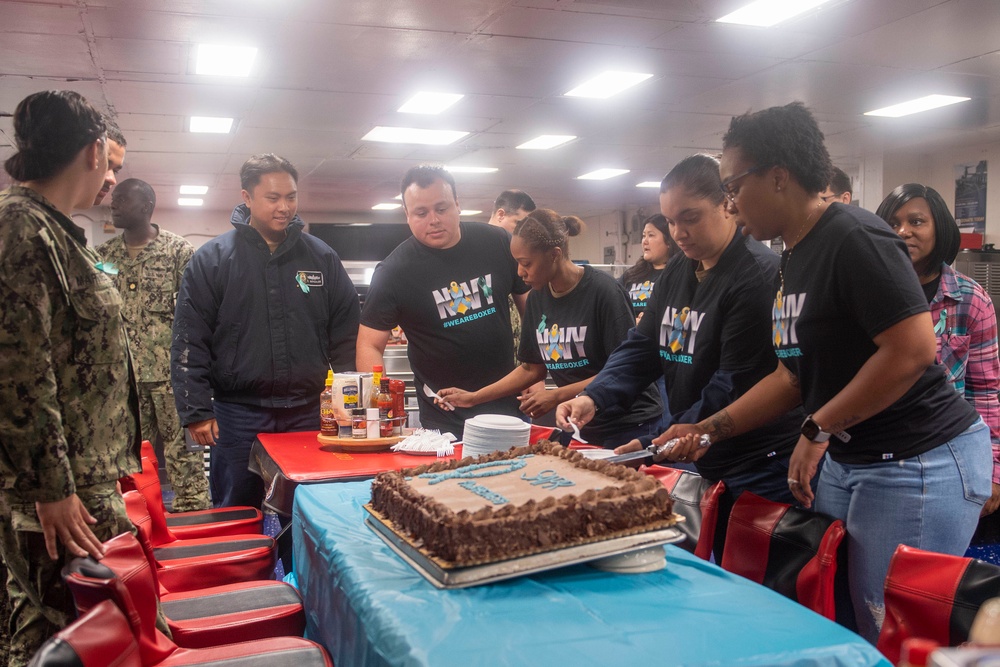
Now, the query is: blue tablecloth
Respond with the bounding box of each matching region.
[293,481,891,667]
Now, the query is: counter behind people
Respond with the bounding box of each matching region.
[437,209,661,447]
[0,90,141,666]
[357,165,529,438]
[650,102,989,644]
[557,154,802,553]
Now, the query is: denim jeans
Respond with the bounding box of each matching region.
[211,400,320,509]
[816,419,992,644]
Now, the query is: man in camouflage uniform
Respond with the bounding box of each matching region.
[98,179,210,511]
[0,184,141,665]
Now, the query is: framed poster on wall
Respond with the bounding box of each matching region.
[955,160,987,234]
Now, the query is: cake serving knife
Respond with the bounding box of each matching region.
[606,434,712,467]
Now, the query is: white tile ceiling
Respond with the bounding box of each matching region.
[1,0,999,218]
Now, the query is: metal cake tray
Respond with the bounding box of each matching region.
[363,504,685,589]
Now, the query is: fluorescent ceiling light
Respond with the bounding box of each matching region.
[517,134,576,150]
[864,94,971,117]
[398,92,464,114]
[445,166,498,174]
[371,203,402,211]
[179,185,209,195]
[460,210,483,216]
[564,71,653,98]
[189,116,234,133]
[178,198,204,207]
[636,181,660,188]
[717,0,830,27]
[361,126,468,145]
[195,44,257,77]
[578,168,630,180]
[393,194,402,200]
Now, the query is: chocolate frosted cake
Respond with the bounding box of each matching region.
[369,442,675,566]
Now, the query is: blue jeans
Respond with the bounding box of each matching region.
[816,419,992,644]
[212,400,320,509]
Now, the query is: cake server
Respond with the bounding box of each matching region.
[606,434,712,467]
[567,419,588,444]
[422,384,456,410]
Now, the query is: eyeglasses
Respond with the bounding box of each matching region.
[720,164,769,203]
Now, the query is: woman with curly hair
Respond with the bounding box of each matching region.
[652,102,990,642]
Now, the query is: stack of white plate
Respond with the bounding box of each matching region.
[461,414,531,458]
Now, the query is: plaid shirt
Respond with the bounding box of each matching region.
[930,263,1000,483]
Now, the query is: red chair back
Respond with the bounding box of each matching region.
[641,466,725,561]
[120,441,175,545]
[720,492,846,621]
[63,532,177,665]
[27,599,141,667]
[877,544,1000,664]
[529,425,562,444]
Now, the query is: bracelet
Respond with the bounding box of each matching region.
[575,392,599,413]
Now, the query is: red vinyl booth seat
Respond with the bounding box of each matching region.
[64,530,305,649]
[62,538,330,666]
[877,544,1000,664]
[28,599,141,667]
[120,440,263,540]
[123,490,276,592]
[720,492,847,621]
[641,465,725,561]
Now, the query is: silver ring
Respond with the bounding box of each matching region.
[787,478,799,486]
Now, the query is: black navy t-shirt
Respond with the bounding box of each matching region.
[361,222,529,436]
[519,266,662,444]
[620,268,663,319]
[636,232,801,480]
[773,203,978,463]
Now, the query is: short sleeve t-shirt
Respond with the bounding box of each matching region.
[636,232,800,480]
[621,268,664,319]
[519,266,662,444]
[773,203,978,463]
[361,222,529,436]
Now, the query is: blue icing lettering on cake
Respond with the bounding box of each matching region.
[520,469,575,490]
[457,480,508,505]
[419,454,533,485]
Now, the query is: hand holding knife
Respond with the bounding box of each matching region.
[608,433,712,466]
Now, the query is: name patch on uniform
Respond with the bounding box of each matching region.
[296,271,324,287]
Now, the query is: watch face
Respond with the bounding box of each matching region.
[801,418,821,441]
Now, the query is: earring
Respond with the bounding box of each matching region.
[776,186,782,192]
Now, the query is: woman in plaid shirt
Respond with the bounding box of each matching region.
[877,183,1000,517]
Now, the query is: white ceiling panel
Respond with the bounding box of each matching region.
[1,0,998,215]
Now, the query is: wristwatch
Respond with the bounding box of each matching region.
[801,415,832,443]
[576,391,599,413]
[801,414,851,443]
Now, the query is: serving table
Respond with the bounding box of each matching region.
[292,480,891,667]
[249,430,461,516]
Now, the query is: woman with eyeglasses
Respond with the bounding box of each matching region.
[0,91,141,663]
[653,102,989,643]
[876,184,1000,519]
[557,154,804,556]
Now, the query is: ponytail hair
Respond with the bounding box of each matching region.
[4,90,106,182]
[513,208,585,257]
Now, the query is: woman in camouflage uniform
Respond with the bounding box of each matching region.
[0,90,141,666]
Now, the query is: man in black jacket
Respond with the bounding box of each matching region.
[171,154,359,511]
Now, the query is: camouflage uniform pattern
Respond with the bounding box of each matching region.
[0,186,141,665]
[97,228,210,511]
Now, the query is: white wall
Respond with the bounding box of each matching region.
[882,141,998,244]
